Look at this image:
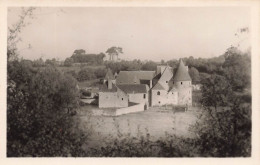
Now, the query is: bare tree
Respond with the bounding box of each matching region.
[8,7,36,61]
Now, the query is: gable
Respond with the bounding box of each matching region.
[152,83,165,90]
[99,83,117,92]
[157,66,173,90]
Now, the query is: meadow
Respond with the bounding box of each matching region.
[76,106,199,149]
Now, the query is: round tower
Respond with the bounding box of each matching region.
[173,59,192,106]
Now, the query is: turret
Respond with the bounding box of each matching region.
[173,59,192,88]
[173,59,192,106]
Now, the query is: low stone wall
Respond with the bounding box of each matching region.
[115,103,145,116]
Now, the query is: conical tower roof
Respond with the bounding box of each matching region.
[105,68,115,80]
[173,59,191,81]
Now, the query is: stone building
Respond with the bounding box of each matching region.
[98,59,192,109]
[98,80,128,108]
[117,84,149,109]
[151,59,192,106]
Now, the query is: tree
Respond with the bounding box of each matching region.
[33,58,45,67]
[64,57,74,67]
[222,47,251,91]
[141,61,157,71]
[191,74,251,156]
[189,67,200,84]
[73,49,86,56]
[8,7,36,61]
[106,46,123,61]
[77,68,96,81]
[161,59,165,64]
[7,62,87,156]
[96,53,106,64]
[7,8,88,157]
[167,59,178,69]
[45,58,58,66]
[71,51,105,65]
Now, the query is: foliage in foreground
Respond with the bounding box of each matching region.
[7,61,87,157]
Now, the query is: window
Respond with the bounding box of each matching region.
[157,91,160,95]
[159,101,161,104]
[143,94,146,99]
[181,82,183,85]
[122,98,124,100]
[166,81,168,83]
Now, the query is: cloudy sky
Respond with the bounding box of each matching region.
[8,7,250,61]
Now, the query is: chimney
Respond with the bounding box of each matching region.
[156,65,167,75]
[108,79,112,89]
[156,66,161,75]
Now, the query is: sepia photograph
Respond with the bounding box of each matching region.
[4,4,256,159]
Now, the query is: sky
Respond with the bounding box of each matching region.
[7,7,251,61]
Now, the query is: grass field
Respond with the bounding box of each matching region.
[76,106,199,149]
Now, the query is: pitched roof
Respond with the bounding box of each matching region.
[151,66,174,91]
[117,84,149,94]
[116,71,156,84]
[152,83,165,90]
[173,59,191,81]
[105,68,115,80]
[99,83,117,92]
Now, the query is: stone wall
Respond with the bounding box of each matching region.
[98,88,128,108]
[151,90,178,106]
[174,80,192,106]
[128,93,149,108]
[115,103,145,116]
[174,80,191,89]
[177,88,192,105]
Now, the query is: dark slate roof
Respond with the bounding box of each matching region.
[152,83,165,90]
[116,71,156,84]
[173,59,191,81]
[117,84,148,94]
[105,68,115,80]
[99,83,117,92]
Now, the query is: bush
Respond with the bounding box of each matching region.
[77,68,96,81]
[7,61,87,157]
